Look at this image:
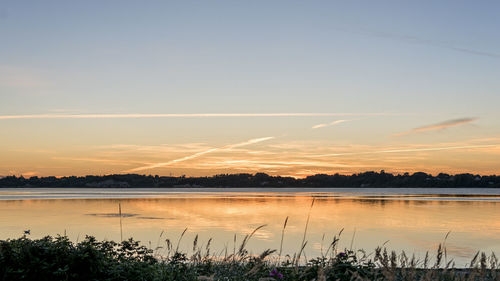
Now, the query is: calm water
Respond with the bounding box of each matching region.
[1,188,500,266]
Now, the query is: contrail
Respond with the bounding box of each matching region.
[339,27,500,59]
[125,136,275,172]
[312,119,354,129]
[394,117,478,136]
[311,144,497,158]
[224,136,275,149]
[0,112,406,120]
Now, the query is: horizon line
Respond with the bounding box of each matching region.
[1,170,498,179]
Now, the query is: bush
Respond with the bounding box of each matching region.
[1,235,499,281]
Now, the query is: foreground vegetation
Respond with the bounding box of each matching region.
[1,234,499,281]
[1,171,500,188]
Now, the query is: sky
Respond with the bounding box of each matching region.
[1,0,499,177]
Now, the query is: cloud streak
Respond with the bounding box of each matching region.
[0,112,406,120]
[52,157,146,166]
[311,144,497,158]
[394,118,478,137]
[342,27,500,58]
[312,119,354,129]
[124,136,275,172]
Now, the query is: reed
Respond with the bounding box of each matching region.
[70,200,500,280]
[1,229,499,281]
[118,202,123,241]
[278,216,288,264]
[295,198,315,266]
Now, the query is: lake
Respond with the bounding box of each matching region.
[1,188,499,266]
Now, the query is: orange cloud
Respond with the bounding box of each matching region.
[394,118,478,136]
[124,137,275,173]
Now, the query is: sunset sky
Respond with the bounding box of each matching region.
[1,0,500,177]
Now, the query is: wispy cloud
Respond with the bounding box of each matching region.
[124,136,275,173]
[311,144,497,158]
[312,119,353,129]
[20,171,39,177]
[224,137,275,149]
[5,138,500,177]
[394,118,478,137]
[0,112,406,120]
[342,27,500,58]
[92,143,212,155]
[197,159,358,169]
[52,157,146,166]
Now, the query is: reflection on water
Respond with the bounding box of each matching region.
[0,188,499,266]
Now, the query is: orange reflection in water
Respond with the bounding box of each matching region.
[1,193,500,265]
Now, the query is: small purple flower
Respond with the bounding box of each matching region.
[338,252,347,258]
[269,268,284,279]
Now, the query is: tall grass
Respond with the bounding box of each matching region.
[2,201,498,280]
[1,228,499,281]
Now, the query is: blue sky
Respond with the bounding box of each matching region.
[1,0,499,176]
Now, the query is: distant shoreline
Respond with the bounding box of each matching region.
[2,187,500,201]
[1,171,499,188]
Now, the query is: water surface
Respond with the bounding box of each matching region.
[1,188,499,266]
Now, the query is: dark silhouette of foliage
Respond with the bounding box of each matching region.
[1,235,499,281]
[0,171,499,188]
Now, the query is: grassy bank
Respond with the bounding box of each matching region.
[1,234,498,281]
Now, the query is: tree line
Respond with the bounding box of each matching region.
[1,171,499,188]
